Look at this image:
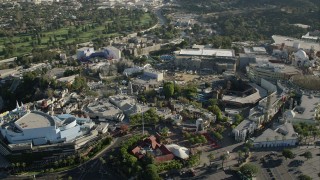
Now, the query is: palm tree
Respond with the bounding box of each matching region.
[207,152,215,165]
[238,150,244,164]
[243,147,249,156]
[16,162,20,172]
[22,162,26,172]
[11,163,15,172]
[54,161,59,168]
[220,154,228,169]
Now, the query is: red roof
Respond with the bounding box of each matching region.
[130,135,174,162]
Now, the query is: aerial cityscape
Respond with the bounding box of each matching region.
[0,0,319,179]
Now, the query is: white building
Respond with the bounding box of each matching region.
[123,67,143,76]
[143,68,164,81]
[292,49,310,67]
[102,46,121,60]
[57,75,78,84]
[84,99,125,122]
[233,120,256,142]
[77,47,95,60]
[253,123,298,148]
[247,63,302,84]
[272,35,320,52]
[109,95,145,116]
[96,123,109,134]
[283,94,320,124]
[0,107,93,146]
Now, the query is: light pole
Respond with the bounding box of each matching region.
[142,110,144,135]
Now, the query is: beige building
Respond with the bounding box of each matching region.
[247,63,301,84]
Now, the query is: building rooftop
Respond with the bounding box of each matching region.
[0,68,18,78]
[177,48,235,57]
[234,119,256,131]
[254,122,298,143]
[222,83,268,104]
[293,94,320,120]
[251,63,301,75]
[86,100,122,117]
[77,47,94,51]
[133,76,160,85]
[15,111,55,129]
[272,35,320,52]
[57,75,78,83]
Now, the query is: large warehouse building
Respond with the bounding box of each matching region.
[174,45,236,74]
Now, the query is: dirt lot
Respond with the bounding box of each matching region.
[165,72,221,85]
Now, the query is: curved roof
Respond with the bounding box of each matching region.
[295,49,308,59]
[15,111,55,129]
[165,144,190,159]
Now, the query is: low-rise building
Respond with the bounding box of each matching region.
[143,68,164,81]
[77,47,95,60]
[233,120,256,142]
[57,75,78,85]
[131,135,175,163]
[253,122,298,148]
[96,123,109,134]
[283,94,320,124]
[109,95,145,116]
[247,63,301,84]
[174,46,236,74]
[84,99,125,122]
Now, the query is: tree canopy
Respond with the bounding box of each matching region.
[240,163,259,177]
[282,149,295,160]
[130,108,160,126]
[163,82,174,99]
[302,151,312,160]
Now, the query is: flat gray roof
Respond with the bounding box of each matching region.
[293,95,320,120]
[235,119,255,131]
[86,100,122,117]
[15,111,55,129]
[272,35,320,51]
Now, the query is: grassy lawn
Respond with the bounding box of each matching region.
[0,12,155,59]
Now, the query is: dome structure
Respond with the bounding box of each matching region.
[294,49,308,61]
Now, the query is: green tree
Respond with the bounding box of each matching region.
[161,127,170,137]
[240,163,259,178]
[243,147,249,156]
[208,105,223,121]
[163,82,174,99]
[220,154,228,168]
[302,151,312,160]
[22,162,26,171]
[298,174,312,180]
[208,98,218,106]
[238,150,244,164]
[208,152,215,165]
[144,164,160,180]
[213,132,223,141]
[282,149,295,160]
[234,114,244,125]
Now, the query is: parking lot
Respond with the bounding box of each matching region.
[251,146,320,180]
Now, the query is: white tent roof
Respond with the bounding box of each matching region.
[165,144,190,159]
